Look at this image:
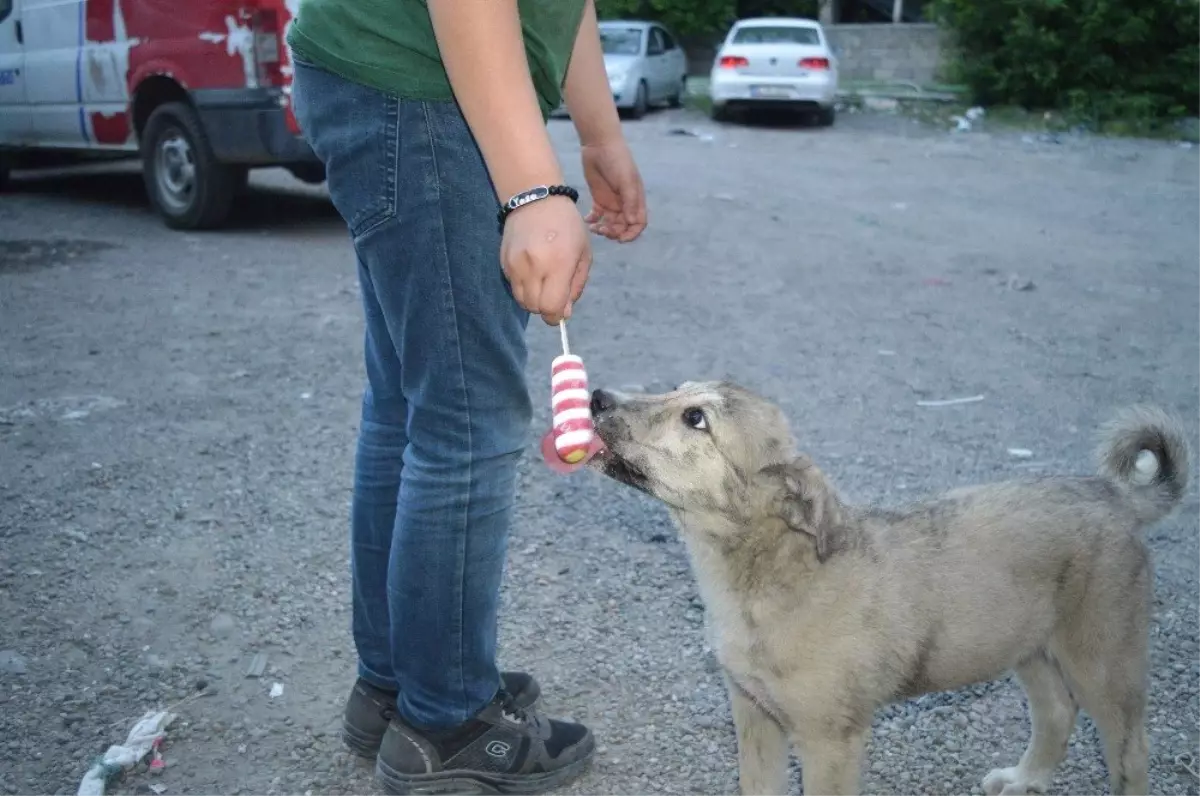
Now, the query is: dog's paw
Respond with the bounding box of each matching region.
[982,767,1049,796]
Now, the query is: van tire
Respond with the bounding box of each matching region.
[0,153,11,192]
[141,102,238,230]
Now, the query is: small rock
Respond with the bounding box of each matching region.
[0,650,28,675]
[210,613,236,639]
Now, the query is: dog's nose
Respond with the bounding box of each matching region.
[590,389,616,416]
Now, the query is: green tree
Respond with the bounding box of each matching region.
[931,0,1199,122]
[594,0,737,37]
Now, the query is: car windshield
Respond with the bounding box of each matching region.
[731,25,821,45]
[600,28,643,55]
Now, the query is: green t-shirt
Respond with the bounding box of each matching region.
[286,0,587,119]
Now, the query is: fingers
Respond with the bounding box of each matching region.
[586,201,620,238]
[617,172,646,242]
[568,247,592,308]
[538,273,570,324]
[586,182,646,242]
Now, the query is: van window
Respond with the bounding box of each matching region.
[0,0,12,24]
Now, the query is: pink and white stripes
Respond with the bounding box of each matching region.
[551,354,595,463]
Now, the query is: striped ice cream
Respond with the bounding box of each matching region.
[551,354,594,463]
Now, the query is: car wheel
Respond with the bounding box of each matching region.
[815,105,836,127]
[668,76,687,108]
[141,101,239,230]
[711,103,733,123]
[630,81,649,120]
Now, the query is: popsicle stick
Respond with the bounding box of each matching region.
[559,321,571,357]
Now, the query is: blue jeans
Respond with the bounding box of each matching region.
[290,58,533,730]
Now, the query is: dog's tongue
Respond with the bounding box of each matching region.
[540,429,605,475]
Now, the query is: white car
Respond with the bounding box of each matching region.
[598,20,689,119]
[708,17,839,125]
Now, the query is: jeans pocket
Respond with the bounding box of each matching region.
[291,66,399,239]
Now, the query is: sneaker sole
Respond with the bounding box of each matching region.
[375,753,592,796]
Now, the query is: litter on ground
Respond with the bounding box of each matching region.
[917,395,986,407]
[77,710,175,796]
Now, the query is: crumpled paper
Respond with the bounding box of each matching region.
[77,710,175,796]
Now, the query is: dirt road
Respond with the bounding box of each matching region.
[1,108,1197,795]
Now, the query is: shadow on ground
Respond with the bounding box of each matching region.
[5,169,343,233]
[715,108,830,130]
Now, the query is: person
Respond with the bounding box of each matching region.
[285,1,647,793]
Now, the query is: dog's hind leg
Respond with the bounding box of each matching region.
[1052,551,1152,795]
[1055,650,1149,796]
[725,676,789,795]
[982,650,1079,795]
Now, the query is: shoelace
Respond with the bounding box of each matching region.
[497,688,528,724]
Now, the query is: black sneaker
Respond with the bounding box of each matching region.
[375,690,594,795]
[342,672,541,758]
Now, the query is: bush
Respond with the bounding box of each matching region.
[930,0,1199,123]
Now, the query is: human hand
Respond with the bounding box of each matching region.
[500,196,592,325]
[581,140,647,242]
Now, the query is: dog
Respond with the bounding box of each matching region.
[585,382,1189,796]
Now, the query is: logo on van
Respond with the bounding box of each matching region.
[0,68,18,86]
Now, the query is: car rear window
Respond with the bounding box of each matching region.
[731,26,821,45]
[600,28,643,56]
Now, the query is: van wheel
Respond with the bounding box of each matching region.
[141,101,239,230]
[0,153,11,191]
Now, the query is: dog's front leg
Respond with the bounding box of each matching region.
[724,674,789,795]
[793,725,868,796]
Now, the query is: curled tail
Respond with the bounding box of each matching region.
[1097,405,1191,525]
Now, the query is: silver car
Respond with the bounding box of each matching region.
[598,20,689,119]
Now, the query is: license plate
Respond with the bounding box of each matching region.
[750,85,792,98]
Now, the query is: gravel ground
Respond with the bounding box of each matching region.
[1,107,1197,796]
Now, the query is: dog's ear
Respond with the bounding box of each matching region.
[760,456,842,563]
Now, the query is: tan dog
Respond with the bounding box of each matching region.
[585,382,1189,796]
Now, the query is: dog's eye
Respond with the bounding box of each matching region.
[683,407,708,430]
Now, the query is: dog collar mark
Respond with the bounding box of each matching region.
[497,184,579,227]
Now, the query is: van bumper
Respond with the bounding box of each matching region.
[191,88,318,165]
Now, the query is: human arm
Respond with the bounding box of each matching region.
[427,0,589,323]
[427,0,563,199]
[561,0,647,243]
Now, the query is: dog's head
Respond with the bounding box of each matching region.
[588,381,794,509]
[588,382,843,558]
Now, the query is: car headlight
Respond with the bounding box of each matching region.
[607,68,627,85]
